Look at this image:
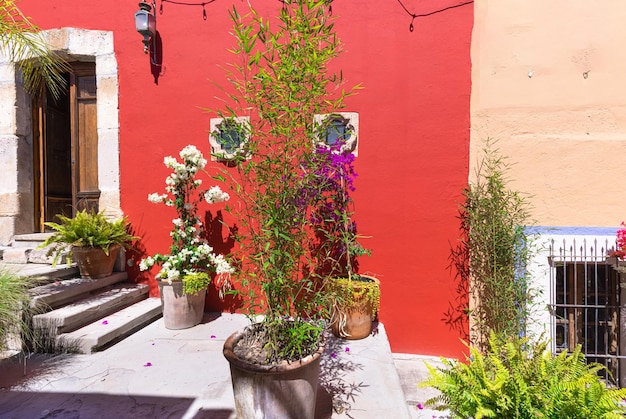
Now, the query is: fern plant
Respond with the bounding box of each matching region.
[40,209,137,265]
[423,333,626,418]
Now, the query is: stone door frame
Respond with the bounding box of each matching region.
[0,28,121,245]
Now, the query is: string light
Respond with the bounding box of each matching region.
[395,0,474,32]
[159,0,217,21]
[278,0,333,14]
[157,0,470,29]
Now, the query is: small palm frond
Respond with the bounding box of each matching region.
[0,0,70,99]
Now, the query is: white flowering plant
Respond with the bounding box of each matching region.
[140,145,233,296]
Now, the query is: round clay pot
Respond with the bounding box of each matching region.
[331,304,373,340]
[72,244,121,279]
[223,329,324,419]
[158,280,206,329]
[330,275,380,340]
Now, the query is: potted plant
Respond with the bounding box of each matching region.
[304,141,379,340]
[217,1,359,417]
[139,145,233,330]
[40,209,137,279]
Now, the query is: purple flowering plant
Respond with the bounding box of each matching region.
[301,142,370,280]
[301,139,379,339]
[300,140,380,337]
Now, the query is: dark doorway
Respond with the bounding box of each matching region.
[32,62,99,231]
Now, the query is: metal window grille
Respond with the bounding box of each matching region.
[549,238,625,387]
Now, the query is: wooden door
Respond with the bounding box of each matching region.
[72,64,99,214]
[33,62,99,231]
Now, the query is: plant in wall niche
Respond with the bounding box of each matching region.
[450,141,539,350]
[216,1,361,417]
[423,333,626,418]
[209,116,250,162]
[140,145,233,329]
[302,141,378,339]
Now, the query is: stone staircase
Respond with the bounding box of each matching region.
[1,233,162,354]
[29,273,162,353]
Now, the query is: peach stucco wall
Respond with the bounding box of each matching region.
[471,0,626,227]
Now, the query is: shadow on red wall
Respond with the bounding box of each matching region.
[203,210,242,313]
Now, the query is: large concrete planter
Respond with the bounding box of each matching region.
[158,280,206,329]
[223,330,324,419]
[72,244,121,279]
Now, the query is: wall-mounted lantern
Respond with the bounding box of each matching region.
[134,1,156,54]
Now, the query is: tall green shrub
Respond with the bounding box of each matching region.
[453,142,537,348]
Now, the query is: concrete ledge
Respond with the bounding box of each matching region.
[0,245,9,258]
[320,323,411,418]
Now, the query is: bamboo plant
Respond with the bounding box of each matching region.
[217,0,360,363]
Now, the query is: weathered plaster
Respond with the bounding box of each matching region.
[471,0,626,227]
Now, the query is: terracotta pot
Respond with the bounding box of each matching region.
[330,275,380,340]
[158,280,206,330]
[72,244,121,279]
[223,329,324,419]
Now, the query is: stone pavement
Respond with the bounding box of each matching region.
[0,312,448,419]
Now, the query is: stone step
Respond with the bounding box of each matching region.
[11,233,54,248]
[0,262,79,282]
[1,247,69,265]
[32,282,148,334]
[56,298,162,354]
[0,245,10,258]
[5,233,56,264]
[2,245,68,265]
[2,247,31,264]
[29,272,128,310]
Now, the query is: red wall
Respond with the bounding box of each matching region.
[20,0,472,358]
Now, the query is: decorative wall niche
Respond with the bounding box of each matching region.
[209,116,250,161]
[314,112,359,155]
